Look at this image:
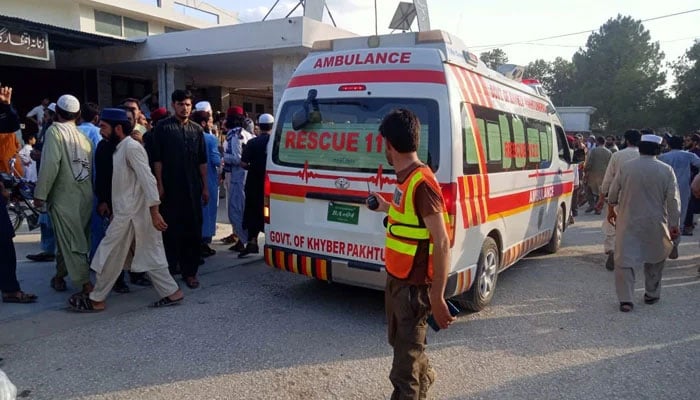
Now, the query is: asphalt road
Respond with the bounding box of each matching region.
[1,213,699,400]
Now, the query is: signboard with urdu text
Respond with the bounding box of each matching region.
[0,27,49,61]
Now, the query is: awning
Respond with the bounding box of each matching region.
[0,14,137,52]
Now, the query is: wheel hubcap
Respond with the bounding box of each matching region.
[479,251,497,297]
[556,210,563,245]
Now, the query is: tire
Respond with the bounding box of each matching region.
[8,204,22,232]
[543,206,564,254]
[456,237,499,312]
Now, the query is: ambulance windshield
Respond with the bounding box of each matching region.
[272,97,439,173]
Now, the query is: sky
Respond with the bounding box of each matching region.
[201,0,699,70]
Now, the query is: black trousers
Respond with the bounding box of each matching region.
[684,194,699,227]
[163,228,201,279]
[0,236,20,293]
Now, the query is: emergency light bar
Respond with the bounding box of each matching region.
[312,30,452,52]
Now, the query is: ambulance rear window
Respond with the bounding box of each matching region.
[272,98,439,172]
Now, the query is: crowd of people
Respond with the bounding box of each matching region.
[0,86,272,310]
[568,128,700,312]
[3,87,700,397]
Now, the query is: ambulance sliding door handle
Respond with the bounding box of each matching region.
[306,192,367,205]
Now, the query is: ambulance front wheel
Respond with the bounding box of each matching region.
[456,237,499,312]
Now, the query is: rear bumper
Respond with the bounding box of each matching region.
[264,245,386,290]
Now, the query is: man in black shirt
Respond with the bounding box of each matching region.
[1,86,37,303]
[151,90,208,289]
[238,113,273,258]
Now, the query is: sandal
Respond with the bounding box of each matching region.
[50,277,67,292]
[619,302,634,312]
[2,292,38,303]
[184,277,200,289]
[68,295,104,313]
[644,294,660,305]
[150,296,183,308]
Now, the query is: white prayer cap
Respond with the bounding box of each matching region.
[47,102,56,112]
[57,94,80,113]
[258,113,274,124]
[195,101,212,113]
[641,134,662,145]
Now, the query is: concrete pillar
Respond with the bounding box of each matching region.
[207,86,229,114]
[96,69,112,107]
[272,54,305,113]
[157,63,185,111]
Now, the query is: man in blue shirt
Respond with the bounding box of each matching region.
[77,102,102,148]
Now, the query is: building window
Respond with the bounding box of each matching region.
[173,2,219,24]
[94,10,149,38]
[94,10,123,37]
[138,0,161,6]
[164,26,183,33]
[124,17,149,38]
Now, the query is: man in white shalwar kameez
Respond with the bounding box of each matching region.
[607,134,681,313]
[69,109,183,312]
[597,129,641,270]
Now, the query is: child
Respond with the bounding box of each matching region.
[18,134,37,182]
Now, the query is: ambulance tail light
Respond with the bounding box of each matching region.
[264,174,271,224]
[440,182,457,247]
[416,30,451,44]
[338,84,367,92]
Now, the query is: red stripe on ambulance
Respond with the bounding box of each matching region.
[287,70,447,88]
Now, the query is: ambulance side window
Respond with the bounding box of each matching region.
[461,103,480,175]
[512,117,526,169]
[469,104,559,173]
[555,125,571,163]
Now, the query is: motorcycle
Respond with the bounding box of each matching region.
[2,158,40,232]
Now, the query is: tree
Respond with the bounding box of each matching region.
[670,40,700,134]
[479,48,509,70]
[524,58,576,107]
[570,15,666,133]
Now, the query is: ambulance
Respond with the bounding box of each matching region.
[263,30,575,311]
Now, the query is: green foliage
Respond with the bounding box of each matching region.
[569,15,665,133]
[479,48,509,69]
[475,16,698,134]
[669,40,700,134]
[525,58,576,107]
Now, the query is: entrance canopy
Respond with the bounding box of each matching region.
[58,17,357,91]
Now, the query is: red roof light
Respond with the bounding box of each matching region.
[338,84,367,91]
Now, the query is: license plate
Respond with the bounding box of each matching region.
[327,202,359,225]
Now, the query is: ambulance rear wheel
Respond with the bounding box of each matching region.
[457,237,499,312]
[543,206,564,254]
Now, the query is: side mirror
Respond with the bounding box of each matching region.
[292,110,308,131]
[292,89,321,130]
[571,149,585,164]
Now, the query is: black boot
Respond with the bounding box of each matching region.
[237,242,259,258]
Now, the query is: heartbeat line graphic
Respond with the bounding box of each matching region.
[268,161,397,190]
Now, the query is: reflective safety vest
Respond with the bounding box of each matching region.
[385,165,448,280]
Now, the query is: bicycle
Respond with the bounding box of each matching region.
[2,157,40,232]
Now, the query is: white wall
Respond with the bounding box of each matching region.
[2,0,81,30]
[2,0,237,39]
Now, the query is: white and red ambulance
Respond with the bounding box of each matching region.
[263,30,575,311]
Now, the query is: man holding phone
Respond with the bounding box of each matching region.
[367,109,454,399]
